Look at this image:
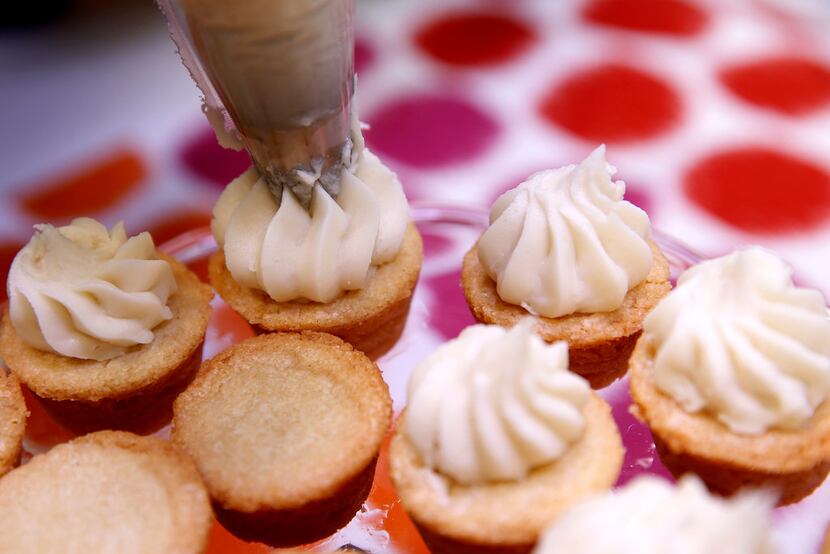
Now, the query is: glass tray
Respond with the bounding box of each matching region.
[20,203,830,554]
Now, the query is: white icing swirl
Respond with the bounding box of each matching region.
[405,319,590,485]
[645,247,830,435]
[7,218,177,361]
[534,476,777,554]
[211,123,409,303]
[478,146,653,318]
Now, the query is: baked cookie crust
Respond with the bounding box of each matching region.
[389,393,623,554]
[629,335,830,505]
[0,255,212,433]
[209,224,423,360]
[0,430,212,554]
[0,372,26,477]
[462,239,671,388]
[173,332,392,547]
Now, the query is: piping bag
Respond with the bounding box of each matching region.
[157,0,355,208]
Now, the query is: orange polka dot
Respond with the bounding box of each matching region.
[147,211,212,248]
[19,149,147,221]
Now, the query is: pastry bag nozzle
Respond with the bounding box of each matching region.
[158,0,355,209]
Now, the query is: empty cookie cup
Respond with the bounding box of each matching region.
[0,430,212,554]
[172,332,392,547]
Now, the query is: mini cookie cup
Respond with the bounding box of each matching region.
[462,239,671,388]
[629,335,830,505]
[0,430,212,554]
[0,255,212,434]
[389,393,623,554]
[172,332,392,547]
[209,224,423,360]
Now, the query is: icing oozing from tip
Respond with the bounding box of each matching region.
[533,475,777,554]
[211,118,409,303]
[404,319,590,485]
[645,247,830,434]
[7,218,177,361]
[478,146,653,318]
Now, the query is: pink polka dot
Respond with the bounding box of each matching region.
[419,229,454,257]
[425,270,476,340]
[414,12,535,67]
[720,57,830,116]
[622,184,653,214]
[684,147,830,234]
[180,126,251,187]
[539,65,681,143]
[583,0,708,36]
[610,388,672,486]
[365,94,500,168]
[355,37,375,76]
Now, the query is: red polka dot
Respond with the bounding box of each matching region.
[414,12,534,67]
[720,57,830,116]
[425,270,476,340]
[181,127,251,187]
[539,65,681,143]
[19,149,147,221]
[0,242,24,302]
[583,0,707,36]
[366,95,500,168]
[684,148,830,234]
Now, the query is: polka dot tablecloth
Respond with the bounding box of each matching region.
[2,0,830,299]
[2,0,830,550]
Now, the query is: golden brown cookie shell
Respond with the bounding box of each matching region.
[389,393,623,552]
[173,332,392,547]
[209,224,423,359]
[32,345,202,435]
[0,372,27,477]
[462,239,670,387]
[0,254,212,401]
[0,255,211,433]
[212,456,377,548]
[0,430,212,554]
[629,334,830,505]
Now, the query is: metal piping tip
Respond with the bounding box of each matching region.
[162,0,355,210]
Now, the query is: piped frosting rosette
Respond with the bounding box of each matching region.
[404,319,590,485]
[534,475,776,554]
[211,120,409,303]
[7,218,177,361]
[478,146,653,318]
[645,247,830,434]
